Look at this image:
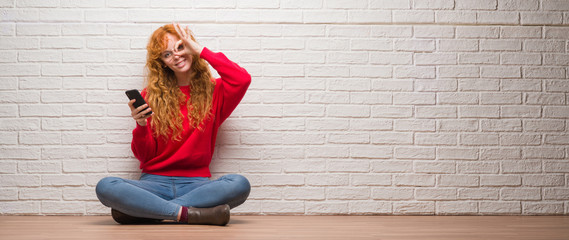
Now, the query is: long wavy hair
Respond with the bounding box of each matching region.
[145,24,215,141]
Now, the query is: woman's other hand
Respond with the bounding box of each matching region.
[128,99,152,126]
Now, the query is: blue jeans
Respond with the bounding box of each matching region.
[95,173,251,221]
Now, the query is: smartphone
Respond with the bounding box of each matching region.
[125,89,152,116]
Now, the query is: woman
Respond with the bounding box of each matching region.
[96,23,252,226]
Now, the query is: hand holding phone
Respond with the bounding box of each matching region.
[125,89,153,126]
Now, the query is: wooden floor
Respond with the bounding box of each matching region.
[1,215,568,240]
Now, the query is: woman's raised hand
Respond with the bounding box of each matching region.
[172,22,204,57]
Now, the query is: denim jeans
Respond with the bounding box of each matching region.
[95,173,251,221]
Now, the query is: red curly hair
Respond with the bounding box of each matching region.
[144,24,215,141]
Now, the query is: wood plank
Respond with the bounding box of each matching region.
[1,216,568,240]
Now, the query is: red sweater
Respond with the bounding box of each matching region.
[131,47,251,177]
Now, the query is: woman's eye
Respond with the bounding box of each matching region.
[163,52,171,58]
[177,44,184,51]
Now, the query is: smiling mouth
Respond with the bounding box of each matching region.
[175,60,185,68]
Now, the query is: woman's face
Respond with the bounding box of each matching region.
[161,33,192,74]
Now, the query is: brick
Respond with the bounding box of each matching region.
[39,9,82,22]
[370,0,410,9]
[394,119,436,131]
[523,147,565,159]
[372,79,414,91]
[459,53,499,64]
[481,92,521,105]
[303,11,347,23]
[350,66,392,78]
[498,0,538,10]
[306,174,349,186]
[414,161,456,174]
[416,106,457,118]
[415,133,458,146]
[0,202,40,215]
[350,119,392,131]
[372,132,413,145]
[283,159,325,173]
[283,187,325,200]
[393,93,435,105]
[456,26,499,39]
[524,120,565,132]
[348,10,392,23]
[394,174,435,187]
[394,66,435,79]
[501,188,541,200]
[501,53,541,65]
[456,0,496,10]
[544,134,569,145]
[460,106,499,118]
[480,148,522,160]
[306,146,349,158]
[260,10,303,23]
[437,202,478,215]
[350,201,392,214]
[439,66,479,78]
[438,147,478,160]
[437,120,478,132]
[393,10,435,23]
[457,162,499,174]
[544,188,569,200]
[438,93,479,105]
[543,54,569,66]
[481,40,521,51]
[438,175,479,187]
[351,174,391,186]
[477,11,520,24]
[459,79,499,91]
[525,93,565,105]
[395,147,436,159]
[414,26,455,38]
[524,40,565,52]
[328,133,369,144]
[502,79,541,92]
[306,202,348,215]
[501,106,542,118]
[0,175,41,187]
[543,0,569,10]
[372,188,414,200]
[522,175,564,187]
[371,160,413,173]
[521,12,563,25]
[327,187,370,200]
[545,80,569,92]
[502,160,541,173]
[416,53,457,65]
[416,80,457,92]
[524,67,565,79]
[436,11,477,24]
[370,52,413,65]
[479,201,521,214]
[438,39,478,52]
[481,175,521,186]
[416,188,456,200]
[523,202,564,215]
[458,188,499,200]
[393,202,435,215]
[414,0,454,9]
[371,26,412,37]
[350,92,392,104]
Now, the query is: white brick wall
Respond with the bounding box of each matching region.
[0,0,568,216]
